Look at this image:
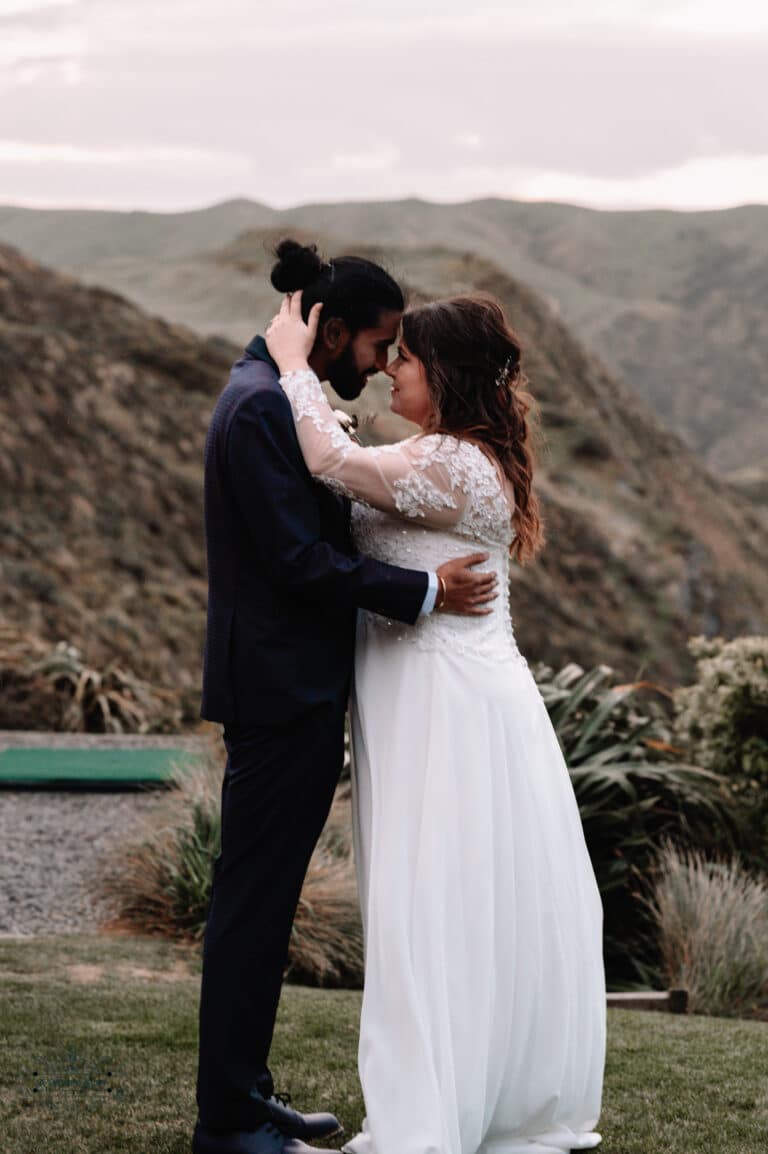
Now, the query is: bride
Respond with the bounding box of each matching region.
[265,289,606,1154]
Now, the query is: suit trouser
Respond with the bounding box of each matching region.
[195,703,345,1131]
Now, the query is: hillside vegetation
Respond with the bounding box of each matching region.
[0,245,233,696]
[1,240,765,694]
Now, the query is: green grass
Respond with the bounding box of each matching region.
[0,934,767,1153]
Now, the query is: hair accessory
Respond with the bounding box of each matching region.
[495,356,514,389]
[326,260,336,283]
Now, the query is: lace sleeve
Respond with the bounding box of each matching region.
[280,368,470,528]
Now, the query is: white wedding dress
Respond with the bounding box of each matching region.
[280,370,606,1154]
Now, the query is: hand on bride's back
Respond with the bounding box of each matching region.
[438,554,498,615]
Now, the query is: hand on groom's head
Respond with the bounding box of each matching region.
[266,290,323,374]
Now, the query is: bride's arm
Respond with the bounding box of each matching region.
[279,367,469,528]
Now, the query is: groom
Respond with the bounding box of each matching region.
[193,241,497,1154]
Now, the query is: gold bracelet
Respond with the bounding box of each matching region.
[435,575,447,610]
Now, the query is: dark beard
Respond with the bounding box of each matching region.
[327,344,368,400]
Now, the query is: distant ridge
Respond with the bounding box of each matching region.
[1,196,765,475]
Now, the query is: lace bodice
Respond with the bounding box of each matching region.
[280,368,529,666]
[350,506,527,665]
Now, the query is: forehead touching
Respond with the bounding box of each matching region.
[357,309,402,344]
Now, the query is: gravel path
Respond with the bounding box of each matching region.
[0,788,172,936]
[0,731,204,751]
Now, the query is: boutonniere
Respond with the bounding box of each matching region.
[333,410,362,445]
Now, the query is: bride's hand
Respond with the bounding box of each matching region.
[265,290,324,373]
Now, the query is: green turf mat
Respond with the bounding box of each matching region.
[0,747,200,789]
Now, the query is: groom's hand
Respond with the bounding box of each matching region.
[437,554,498,615]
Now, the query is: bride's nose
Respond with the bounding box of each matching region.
[384,360,397,380]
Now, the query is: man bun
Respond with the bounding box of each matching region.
[270,239,327,292]
[266,238,404,336]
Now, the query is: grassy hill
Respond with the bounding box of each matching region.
[1,197,766,474]
[1,239,766,695]
[0,244,234,698]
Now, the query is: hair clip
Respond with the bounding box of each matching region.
[495,356,514,389]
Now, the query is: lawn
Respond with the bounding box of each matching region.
[0,933,766,1154]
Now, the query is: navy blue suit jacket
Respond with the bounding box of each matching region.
[200,338,429,724]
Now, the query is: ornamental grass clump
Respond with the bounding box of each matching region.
[286,849,364,988]
[100,753,221,940]
[644,841,768,1017]
[99,747,364,986]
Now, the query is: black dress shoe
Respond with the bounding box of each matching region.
[265,1092,342,1140]
[192,1119,285,1154]
[283,1141,340,1154]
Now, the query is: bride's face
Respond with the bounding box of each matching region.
[385,340,433,427]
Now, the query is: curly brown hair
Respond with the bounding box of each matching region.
[401,293,545,565]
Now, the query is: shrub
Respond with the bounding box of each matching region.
[0,624,181,733]
[643,841,768,1017]
[673,635,768,868]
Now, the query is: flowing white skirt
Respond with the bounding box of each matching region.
[343,622,606,1154]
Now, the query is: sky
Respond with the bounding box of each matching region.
[1,0,767,213]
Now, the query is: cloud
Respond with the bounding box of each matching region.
[0,0,80,22]
[332,145,401,172]
[10,55,83,86]
[277,151,768,210]
[0,0,84,70]
[83,0,768,44]
[1,0,766,211]
[5,0,763,62]
[0,138,260,210]
[455,133,483,151]
[0,139,253,169]
[0,30,83,66]
[648,0,768,35]
[8,147,763,214]
[124,0,768,44]
[432,152,768,211]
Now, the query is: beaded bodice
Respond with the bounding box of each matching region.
[351,501,528,668]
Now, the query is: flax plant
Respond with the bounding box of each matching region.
[533,660,733,978]
[0,624,180,732]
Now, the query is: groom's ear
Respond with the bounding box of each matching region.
[321,316,351,357]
